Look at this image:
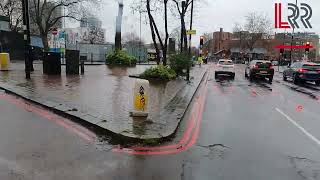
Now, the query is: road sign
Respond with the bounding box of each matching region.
[187,30,196,35]
[52,28,58,35]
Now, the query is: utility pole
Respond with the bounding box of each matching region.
[139,0,142,63]
[188,0,194,55]
[187,0,194,81]
[22,0,31,79]
[239,31,242,62]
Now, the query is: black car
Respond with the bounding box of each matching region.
[245,60,274,83]
[283,62,320,85]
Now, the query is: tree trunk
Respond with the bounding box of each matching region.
[180,16,184,53]
[180,12,188,53]
[181,18,188,52]
[163,0,169,66]
[41,33,49,51]
[146,0,160,65]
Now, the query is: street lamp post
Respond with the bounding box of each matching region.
[139,0,142,64]
[187,0,194,82]
[22,0,31,79]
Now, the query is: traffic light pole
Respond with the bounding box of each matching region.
[22,0,31,79]
[289,0,298,66]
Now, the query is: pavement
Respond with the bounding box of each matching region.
[0,63,320,179]
[0,62,208,142]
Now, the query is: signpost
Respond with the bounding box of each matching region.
[187,30,196,35]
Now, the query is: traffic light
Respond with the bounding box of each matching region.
[200,36,204,46]
[305,42,310,53]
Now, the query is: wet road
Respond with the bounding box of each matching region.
[1,64,320,180]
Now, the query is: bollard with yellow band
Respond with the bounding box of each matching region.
[130,79,149,117]
[0,53,10,71]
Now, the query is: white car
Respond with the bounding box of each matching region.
[215,59,235,79]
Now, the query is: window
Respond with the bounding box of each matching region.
[219,60,233,65]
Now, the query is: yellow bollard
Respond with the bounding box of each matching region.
[130,79,149,117]
[0,53,10,71]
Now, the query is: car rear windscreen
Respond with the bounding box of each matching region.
[219,61,233,65]
[256,62,271,68]
[302,64,320,70]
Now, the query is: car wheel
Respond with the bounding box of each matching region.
[249,74,254,81]
[232,74,235,80]
[215,73,218,79]
[269,76,273,83]
[283,74,287,81]
[293,74,300,85]
[316,81,320,86]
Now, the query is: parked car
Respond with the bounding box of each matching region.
[245,60,274,83]
[283,62,320,85]
[215,59,235,79]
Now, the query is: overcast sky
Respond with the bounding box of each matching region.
[68,0,320,45]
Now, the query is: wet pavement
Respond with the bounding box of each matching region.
[1,63,320,179]
[0,63,207,140]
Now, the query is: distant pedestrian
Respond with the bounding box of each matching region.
[198,56,203,67]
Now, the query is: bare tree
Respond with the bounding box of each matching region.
[170,0,205,53]
[233,12,272,52]
[0,0,22,32]
[85,27,105,44]
[171,0,192,53]
[145,0,169,65]
[28,0,100,50]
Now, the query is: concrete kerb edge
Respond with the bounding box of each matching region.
[0,68,208,144]
[160,68,209,141]
[0,85,131,144]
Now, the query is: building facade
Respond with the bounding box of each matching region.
[65,16,105,48]
[80,16,102,29]
[203,28,320,62]
[28,1,63,35]
[275,32,319,61]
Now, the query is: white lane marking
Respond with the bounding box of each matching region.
[276,108,320,147]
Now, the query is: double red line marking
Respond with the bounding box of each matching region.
[0,93,96,142]
[113,74,209,155]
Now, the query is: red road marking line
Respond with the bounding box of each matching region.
[130,101,199,151]
[0,93,96,142]
[113,74,209,155]
[113,87,208,155]
[250,88,258,97]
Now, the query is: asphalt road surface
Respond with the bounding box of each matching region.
[0,64,320,180]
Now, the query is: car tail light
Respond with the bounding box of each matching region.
[252,65,258,69]
[298,68,308,73]
[269,65,274,69]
